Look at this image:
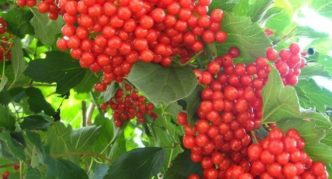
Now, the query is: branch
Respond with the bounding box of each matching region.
[86,103,95,126]
[82,101,87,127]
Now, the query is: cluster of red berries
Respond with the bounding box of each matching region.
[38,0,62,20]
[54,0,227,92]
[0,18,7,34]
[0,18,12,62]
[17,0,61,20]
[246,128,328,178]
[266,43,306,86]
[178,48,272,178]
[16,0,36,7]
[101,84,157,127]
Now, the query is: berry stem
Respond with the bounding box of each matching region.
[250,131,259,144]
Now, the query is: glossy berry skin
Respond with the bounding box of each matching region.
[101,84,157,127]
[268,44,306,86]
[181,49,271,179]
[0,18,12,62]
[248,128,328,178]
[48,0,228,92]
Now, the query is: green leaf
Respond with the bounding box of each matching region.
[30,9,63,46]
[7,38,29,89]
[216,12,270,61]
[165,102,182,119]
[2,7,34,37]
[262,67,300,123]
[0,88,26,105]
[45,157,89,179]
[0,132,26,160]
[74,71,99,93]
[109,131,126,161]
[100,82,117,102]
[322,130,332,146]
[277,118,326,143]
[300,111,332,129]
[311,0,332,18]
[93,116,115,152]
[248,0,273,22]
[89,164,109,179]
[24,167,41,179]
[25,87,56,115]
[105,147,165,179]
[295,26,329,38]
[20,115,51,131]
[296,79,332,112]
[166,150,202,179]
[260,7,283,23]
[25,51,86,94]
[180,86,203,124]
[209,0,240,12]
[0,75,8,93]
[0,105,15,131]
[231,0,250,16]
[300,63,331,78]
[327,164,332,178]
[265,10,292,34]
[69,125,101,152]
[305,142,332,163]
[317,55,332,76]
[46,122,72,155]
[127,62,198,106]
[150,117,183,170]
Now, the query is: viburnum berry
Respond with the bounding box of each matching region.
[181,48,272,178]
[248,128,328,178]
[48,0,228,92]
[0,18,12,62]
[267,43,306,86]
[101,83,157,127]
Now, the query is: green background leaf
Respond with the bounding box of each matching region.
[25,51,86,94]
[127,62,198,106]
[105,147,165,179]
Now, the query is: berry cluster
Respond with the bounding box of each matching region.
[178,49,271,178]
[247,128,328,178]
[55,0,227,92]
[0,18,7,34]
[0,18,12,62]
[101,84,157,127]
[17,0,61,20]
[16,0,36,7]
[38,0,62,20]
[266,43,306,86]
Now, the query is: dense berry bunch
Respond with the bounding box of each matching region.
[266,43,306,86]
[16,0,36,7]
[37,0,62,20]
[17,0,61,20]
[248,128,328,178]
[55,0,227,92]
[101,84,157,127]
[178,50,271,178]
[0,18,12,62]
[0,18,7,35]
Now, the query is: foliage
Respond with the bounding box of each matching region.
[0,0,331,178]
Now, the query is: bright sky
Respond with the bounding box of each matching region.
[294,6,332,91]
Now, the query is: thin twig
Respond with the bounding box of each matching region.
[82,101,87,127]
